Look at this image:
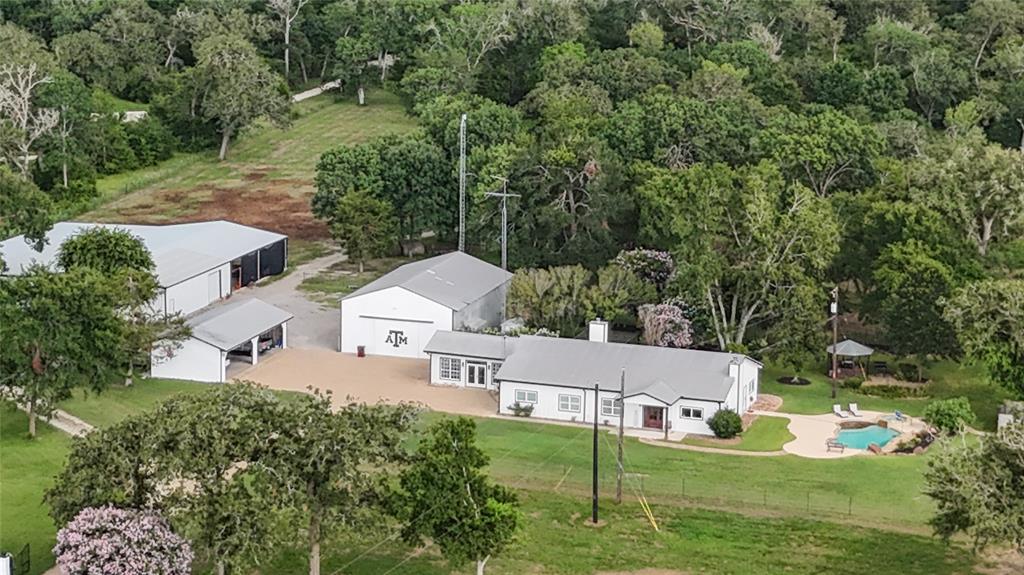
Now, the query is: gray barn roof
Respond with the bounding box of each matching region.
[0,221,286,287]
[343,252,511,311]
[188,298,293,351]
[495,336,747,403]
[423,331,517,360]
[827,339,874,357]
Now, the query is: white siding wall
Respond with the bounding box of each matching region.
[151,337,225,383]
[164,263,231,316]
[340,287,453,358]
[429,353,502,389]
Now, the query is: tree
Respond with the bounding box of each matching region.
[637,161,839,354]
[944,279,1024,398]
[422,1,517,91]
[194,34,290,160]
[507,265,592,335]
[273,392,418,575]
[46,414,164,525]
[913,130,1024,257]
[613,248,675,294]
[269,0,309,82]
[396,417,520,575]
[756,108,883,197]
[0,26,58,177]
[57,227,188,385]
[924,423,1024,552]
[36,70,92,188]
[638,303,694,348]
[54,506,193,575]
[867,240,961,369]
[330,190,397,273]
[583,264,656,326]
[0,167,53,269]
[153,382,285,575]
[0,266,125,437]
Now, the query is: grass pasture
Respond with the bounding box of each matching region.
[298,255,414,305]
[86,91,417,240]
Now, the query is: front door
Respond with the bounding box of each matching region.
[643,405,664,429]
[466,362,487,388]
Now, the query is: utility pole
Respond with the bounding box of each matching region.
[458,113,467,252]
[484,176,519,271]
[592,382,599,524]
[616,368,625,505]
[830,286,839,399]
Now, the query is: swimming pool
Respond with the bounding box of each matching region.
[835,425,900,450]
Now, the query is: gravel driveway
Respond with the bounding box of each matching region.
[235,348,499,416]
[231,251,344,350]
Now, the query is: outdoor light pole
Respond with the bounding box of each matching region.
[616,368,625,505]
[458,113,467,252]
[830,286,839,399]
[592,382,599,524]
[485,177,519,271]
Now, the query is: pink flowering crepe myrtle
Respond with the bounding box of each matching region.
[54,506,192,575]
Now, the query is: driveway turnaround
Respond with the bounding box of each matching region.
[235,348,499,417]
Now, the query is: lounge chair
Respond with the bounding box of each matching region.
[894,410,906,422]
[826,439,845,453]
[849,403,862,417]
[833,404,848,418]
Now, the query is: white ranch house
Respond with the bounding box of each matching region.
[425,321,762,436]
[339,252,511,358]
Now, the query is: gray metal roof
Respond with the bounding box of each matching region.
[0,221,286,287]
[495,336,746,403]
[423,331,517,360]
[343,251,511,310]
[188,298,293,351]
[827,339,874,357]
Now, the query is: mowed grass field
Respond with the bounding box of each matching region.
[0,376,985,575]
[85,90,418,239]
[681,414,795,452]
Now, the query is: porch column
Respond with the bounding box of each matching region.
[281,322,288,349]
[663,406,669,440]
[250,336,259,365]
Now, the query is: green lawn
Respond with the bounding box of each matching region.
[762,359,1009,431]
[682,415,794,452]
[298,255,414,305]
[58,378,214,429]
[262,489,974,575]
[0,406,69,575]
[85,90,417,237]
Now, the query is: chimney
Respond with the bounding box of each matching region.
[728,361,740,380]
[588,319,609,343]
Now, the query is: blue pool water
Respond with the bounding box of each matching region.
[835,425,900,449]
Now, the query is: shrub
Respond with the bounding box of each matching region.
[125,116,176,167]
[638,303,694,348]
[508,402,534,417]
[859,384,928,398]
[612,248,675,292]
[923,397,975,434]
[840,376,865,390]
[708,409,743,439]
[895,362,927,382]
[54,506,192,575]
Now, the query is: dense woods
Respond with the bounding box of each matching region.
[1,0,1022,388]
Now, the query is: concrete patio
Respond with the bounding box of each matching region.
[753,409,928,459]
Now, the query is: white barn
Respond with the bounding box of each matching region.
[152,298,293,383]
[339,252,511,358]
[424,321,761,436]
[0,220,288,316]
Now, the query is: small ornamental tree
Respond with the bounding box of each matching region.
[613,248,675,293]
[396,417,520,575]
[54,506,193,575]
[923,397,976,434]
[330,190,398,273]
[708,409,743,439]
[638,303,694,348]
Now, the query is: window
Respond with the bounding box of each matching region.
[490,362,503,379]
[601,398,622,417]
[679,406,704,420]
[439,357,461,381]
[514,389,538,404]
[558,394,581,413]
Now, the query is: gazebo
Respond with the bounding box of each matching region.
[826,339,874,378]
